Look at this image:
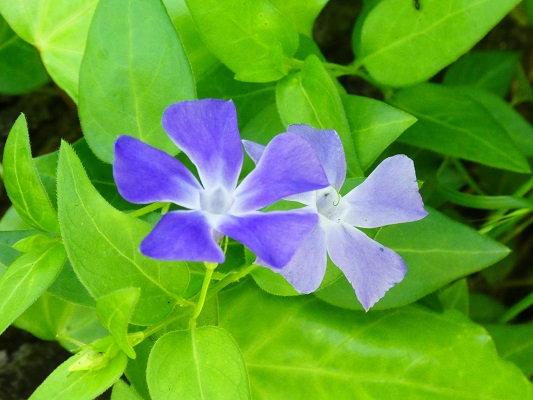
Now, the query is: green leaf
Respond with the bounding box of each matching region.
[0,243,66,335]
[0,0,98,101]
[0,15,48,94]
[15,292,108,352]
[443,51,520,97]
[276,55,362,176]
[79,0,195,163]
[219,282,533,399]
[147,326,250,399]
[484,324,533,377]
[356,0,521,86]
[13,233,62,253]
[57,143,190,326]
[162,0,219,81]
[111,380,143,400]
[341,94,417,171]
[96,288,141,359]
[268,0,328,37]
[437,183,533,210]
[29,351,127,400]
[315,208,510,310]
[390,83,531,173]
[3,115,60,233]
[125,339,153,399]
[186,0,299,82]
[47,259,96,307]
[438,279,469,314]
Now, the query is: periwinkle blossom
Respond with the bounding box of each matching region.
[244,125,428,311]
[113,99,331,268]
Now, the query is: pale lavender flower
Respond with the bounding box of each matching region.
[244,125,428,310]
[113,100,330,267]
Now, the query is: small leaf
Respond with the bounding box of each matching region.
[29,351,127,400]
[186,0,299,82]
[79,0,195,163]
[111,380,143,400]
[147,326,251,399]
[13,233,61,253]
[96,287,141,359]
[0,243,66,335]
[342,94,417,171]
[15,292,107,352]
[268,0,328,37]
[57,143,190,326]
[316,208,510,310]
[390,83,531,173]
[356,0,521,86]
[485,324,533,377]
[3,115,60,233]
[0,15,49,94]
[276,55,362,176]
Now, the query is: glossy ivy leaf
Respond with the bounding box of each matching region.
[162,0,219,81]
[0,0,98,100]
[96,287,141,359]
[147,327,251,399]
[111,380,143,400]
[268,0,328,37]
[484,324,533,377]
[356,0,521,87]
[186,0,299,82]
[0,243,66,335]
[219,282,533,399]
[315,208,510,310]
[443,51,520,97]
[390,83,531,173]
[47,259,95,307]
[79,0,195,163]
[3,115,60,234]
[29,351,128,400]
[57,143,190,326]
[15,292,108,352]
[276,55,362,176]
[0,15,49,94]
[341,94,417,171]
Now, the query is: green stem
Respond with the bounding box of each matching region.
[451,158,486,195]
[189,265,215,326]
[499,291,533,323]
[128,202,166,218]
[207,264,259,300]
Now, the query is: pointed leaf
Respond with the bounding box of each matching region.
[3,115,60,233]
[186,0,299,82]
[276,55,362,176]
[390,83,530,173]
[147,326,251,399]
[220,282,533,399]
[356,0,521,86]
[29,351,127,400]
[57,143,189,325]
[96,287,141,359]
[79,0,195,163]
[111,380,143,400]
[316,208,510,310]
[0,243,66,335]
[0,0,98,100]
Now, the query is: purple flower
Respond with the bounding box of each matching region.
[244,125,428,310]
[113,100,330,268]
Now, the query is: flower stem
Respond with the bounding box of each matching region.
[207,264,259,300]
[189,264,216,327]
[128,202,167,218]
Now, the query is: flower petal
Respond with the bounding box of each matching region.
[162,99,243,191]
[324,222,407,311]
[114,136,201,208]
[233,133,329,213]
[242,139,265,164]
[287,125,346,189]
[343,155,428,228]
[218,211,319,268]
[258,224,327,294]
[140,210,224,263]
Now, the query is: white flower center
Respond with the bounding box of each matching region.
[200,186,234,216]
[315,187,349,224]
